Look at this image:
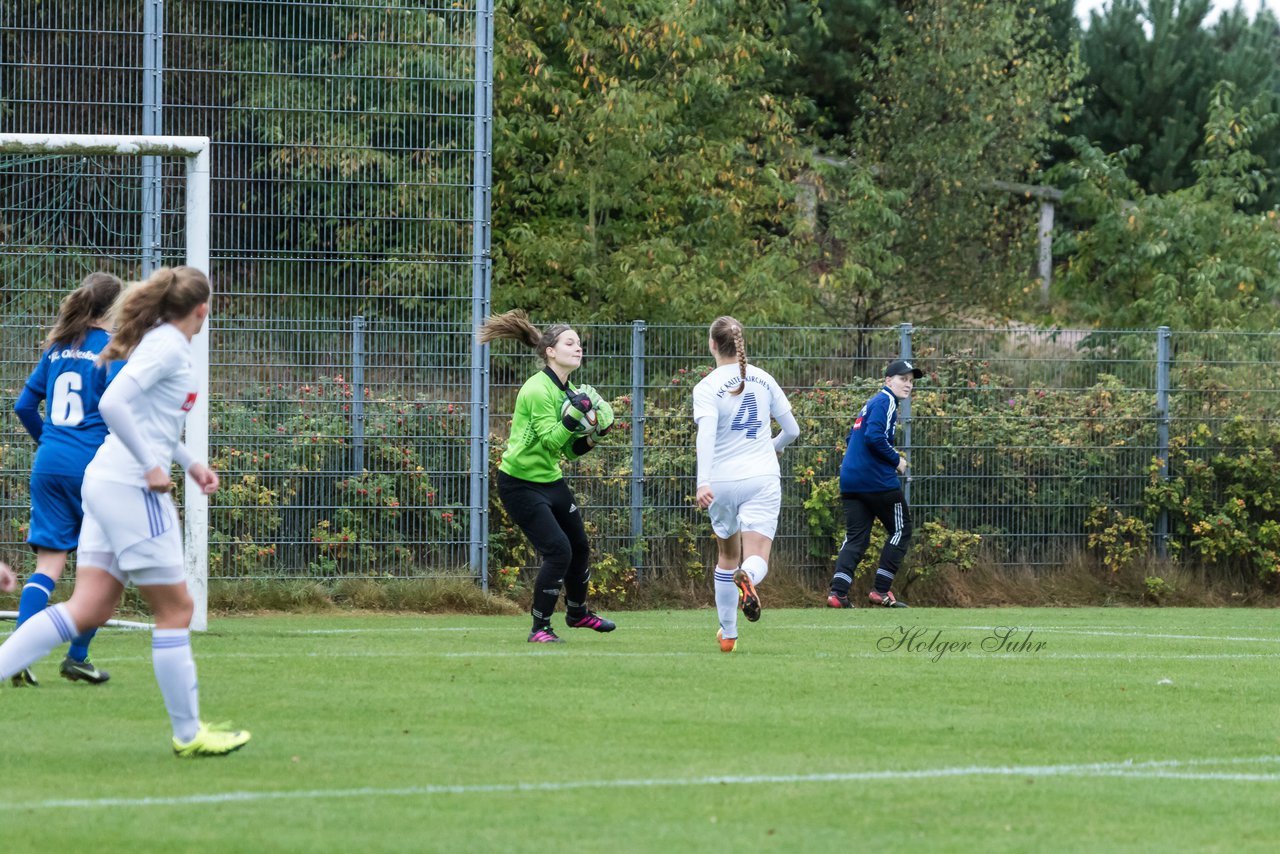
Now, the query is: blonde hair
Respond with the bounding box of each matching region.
[43,271,123,350]
[709,315,747,396]
[477,309,573,364]
[99,266,210,364]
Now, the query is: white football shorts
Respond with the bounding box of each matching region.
[78,476,186,586]
[706,474,782,541]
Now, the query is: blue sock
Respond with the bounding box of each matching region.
[16,572,55,628]
[68,628,98,662]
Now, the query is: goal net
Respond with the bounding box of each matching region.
[0,133,214,629]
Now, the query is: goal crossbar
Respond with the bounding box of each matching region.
[0,132,214,630]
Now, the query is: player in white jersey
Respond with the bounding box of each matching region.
[0,266,249,757]
[692,316,800,652]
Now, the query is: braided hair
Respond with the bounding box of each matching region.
[709,315,747,396]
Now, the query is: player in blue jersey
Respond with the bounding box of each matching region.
[826,358,923,609]
[11,272,124,686]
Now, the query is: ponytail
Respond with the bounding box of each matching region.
[477,309,572,365]
[99,266,210,364]
[710,315,748,396]
[42,271,123,350]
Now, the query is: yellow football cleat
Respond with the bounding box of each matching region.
[172,722,251,758]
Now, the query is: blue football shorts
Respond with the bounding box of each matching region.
[27,471,86,552]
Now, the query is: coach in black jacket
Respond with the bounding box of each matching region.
[826,358,923,609]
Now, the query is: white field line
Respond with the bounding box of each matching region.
[2,755,1277,812]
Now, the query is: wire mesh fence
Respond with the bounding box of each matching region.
[1,0,492,581]
[3,4,1279,588]
[490,324,1280,584]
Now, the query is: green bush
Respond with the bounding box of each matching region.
[206,373,469,578]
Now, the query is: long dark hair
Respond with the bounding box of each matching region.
[709,315,747,396]
[43,272,123,350]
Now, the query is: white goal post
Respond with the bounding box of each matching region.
[0,133,213,630]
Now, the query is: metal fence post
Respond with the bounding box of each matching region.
[469,0,495,591]
[351,315,365,474]
[630,320,647,580]
[898,322,914,504]
[1155,326,1171,559]
[141,0,164,276]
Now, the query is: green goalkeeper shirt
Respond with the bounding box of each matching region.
[498,369,589,483]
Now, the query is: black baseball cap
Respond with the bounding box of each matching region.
[885,358,923,379]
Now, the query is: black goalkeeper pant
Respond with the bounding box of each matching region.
[497,471,591,630]
[828,488,913,596]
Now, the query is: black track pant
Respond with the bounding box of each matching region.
[828,488,913,596]
[497,471,590,629]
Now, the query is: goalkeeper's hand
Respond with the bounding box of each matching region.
[561,391,595,433]
[577,385,614,436]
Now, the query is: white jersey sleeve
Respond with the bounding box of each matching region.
[85,324,198,487]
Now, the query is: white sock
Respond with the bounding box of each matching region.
[152,629,201,742]
[0,604,79,679]
[742,554,768,586]
[713,567,739,638]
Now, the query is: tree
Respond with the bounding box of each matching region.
[766,0,886,139]
[1052,83,1280,330]
[1075,0,1280,206]
[491,0,809,325]
[796,0,1082,325]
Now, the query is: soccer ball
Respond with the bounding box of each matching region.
[561,396,598,434]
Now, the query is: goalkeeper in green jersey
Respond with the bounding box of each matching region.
[478,310,617,643]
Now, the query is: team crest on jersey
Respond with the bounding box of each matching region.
[853,416,863,430]
[181,392,198,412]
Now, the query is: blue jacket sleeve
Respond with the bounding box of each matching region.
[862,393,900,467]
[14,385,44,443]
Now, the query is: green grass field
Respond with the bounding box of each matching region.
[3,606,1279,852]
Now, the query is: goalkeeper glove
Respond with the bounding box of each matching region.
[577,385,614,436]
[560,391,595,433]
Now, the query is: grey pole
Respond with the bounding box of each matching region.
[1038,200,1055,307]
[141,0,164,275]
[351,315,365,474]
[469,0,494,591]
[1155,326,1171,558]
[630,320,647,580]
[898,322,914,505]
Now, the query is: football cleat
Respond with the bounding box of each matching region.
[527,627,565,643]
[10,668,38,687]
[827,593,853,609]
[172,722,251,758]
[733,569,761,622]
[60,656,110,684]
[716,628,736,653]
[868,590,908,608]
[565,611,616,633]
